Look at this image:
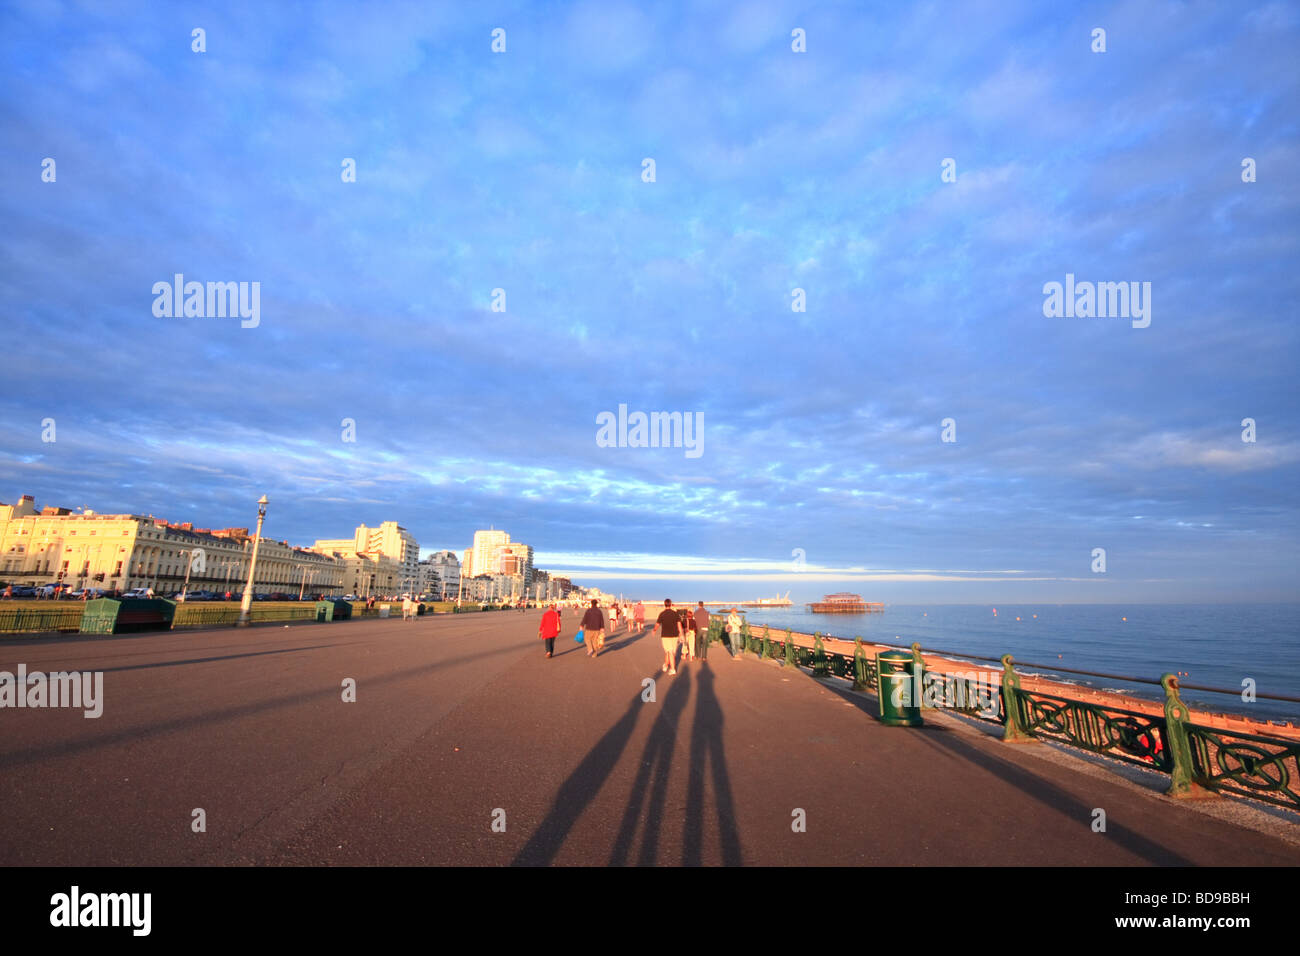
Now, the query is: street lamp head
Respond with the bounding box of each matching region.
[257,495,269,506]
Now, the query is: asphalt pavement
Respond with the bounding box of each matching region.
[2,611,1296,866]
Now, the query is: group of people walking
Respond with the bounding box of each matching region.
[537,598,741,673]
[650,598,711,674]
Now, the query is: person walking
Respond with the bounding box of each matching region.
[538,604,561,658]
[581,599,606,658]
[693,602,711,663]
[610,603,620,633]
[633,601,645,631]
[727,608,743,659]
[652,599,681,675]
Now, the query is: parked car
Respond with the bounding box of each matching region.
[123,588,153,599]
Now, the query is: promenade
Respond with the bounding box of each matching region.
[2,611,1297,866]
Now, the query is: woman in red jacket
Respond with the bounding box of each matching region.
[538,604,561,658]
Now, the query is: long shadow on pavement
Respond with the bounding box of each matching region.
[608,670,692,865]
[815,677,1198,865]
[89,644,335,674]
[512,681,656,866]
[599,627,650,654]
[0,640,531,770]
[682,665,742,865]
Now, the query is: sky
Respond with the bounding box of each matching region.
[1,0,1298,603]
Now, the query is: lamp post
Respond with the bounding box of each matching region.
[238,495,268,626]
[178,547,198,601]
[297,565,317,601]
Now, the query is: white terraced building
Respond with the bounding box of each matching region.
[0,494,344,596]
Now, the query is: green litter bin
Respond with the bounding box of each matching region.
[314,601,334,622]
[330,600,353,620]
[80,597,177,635]
[79,598,122,635]
[876,650,923,727]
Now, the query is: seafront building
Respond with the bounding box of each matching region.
[419,550,460,600]
[500,542,534,588]
[313,521,419,593]
[0,495,344,596]
[459,528,540,601]
[470,529,509,579]
[2,495,576,602]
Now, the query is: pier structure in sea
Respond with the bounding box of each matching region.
[807,592,884,613]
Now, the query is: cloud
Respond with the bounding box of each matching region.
[1,1,1297,602]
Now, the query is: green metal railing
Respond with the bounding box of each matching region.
[1,600,382,633]
[1183,721,1300,809]
[759,628,1299,812]
[0,604,85,633]
[172,604,242,628]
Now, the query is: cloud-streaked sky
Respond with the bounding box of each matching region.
[2,1,1297,602]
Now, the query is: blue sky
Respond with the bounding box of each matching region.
[1,1,1298,602]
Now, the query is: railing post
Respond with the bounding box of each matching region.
[761,626,772,659]
[1162,674,1213,799]
[1000,654,1034,743]
[813,632,828,677]
[784,628,796,668]
[853,637,868,691]
[740,620,752,654]
[911,642,928,709]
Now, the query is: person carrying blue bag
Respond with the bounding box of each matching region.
[580,600,606,658]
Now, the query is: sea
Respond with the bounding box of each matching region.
[735,604,1300,723]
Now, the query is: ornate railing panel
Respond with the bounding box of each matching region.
[924,670,1006,723]
[1184,723,1300,811]
[1015,689,1171,771]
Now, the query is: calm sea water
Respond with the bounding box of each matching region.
[737,604,1300,722]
